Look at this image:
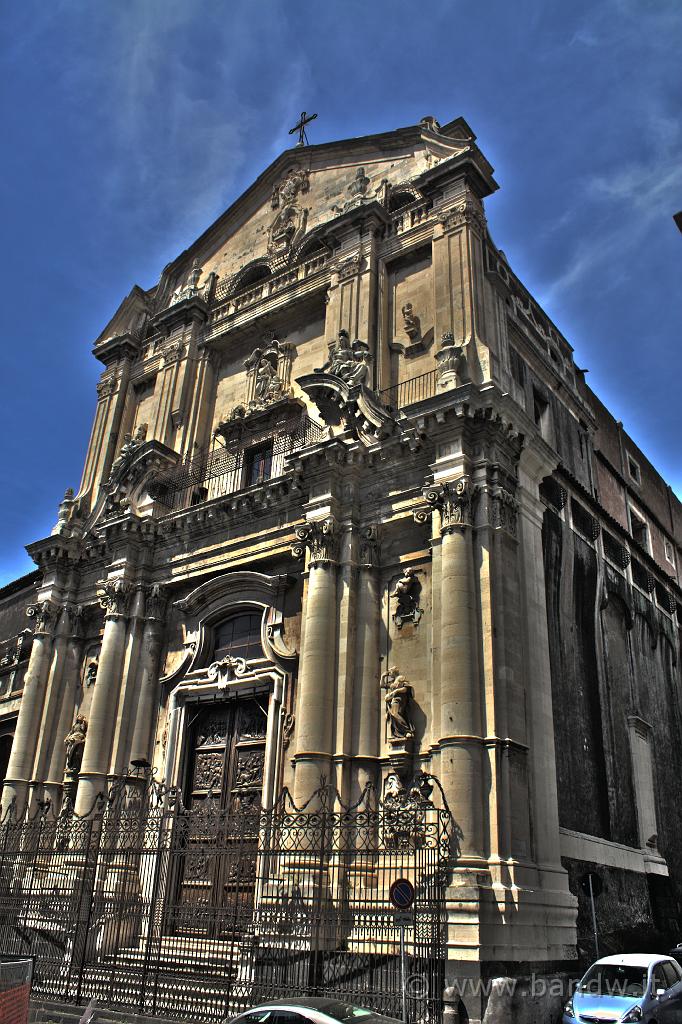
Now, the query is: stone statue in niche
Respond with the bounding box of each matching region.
[65,714,88,772]
[243,336,293,410]
[391,568,422,629]
[315,330,372,387]
[381,666,415,739]
[85,657,98,687]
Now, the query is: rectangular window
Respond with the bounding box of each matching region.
[243,442,273,487]
[629,507,649,551]
[628,717,658,850]
[664,538,676,567]
[626,453,641,484]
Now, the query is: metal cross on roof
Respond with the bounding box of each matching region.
[289,110,317,147]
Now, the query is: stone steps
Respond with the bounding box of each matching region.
[30,996,184,1024]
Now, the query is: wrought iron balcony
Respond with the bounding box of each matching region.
[151,413,326,513]
[377,368,438,412]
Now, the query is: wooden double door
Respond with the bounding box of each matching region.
[175,697,268,934]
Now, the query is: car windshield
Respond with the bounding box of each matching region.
[316,1002,399,1024]
[579,964,648,999]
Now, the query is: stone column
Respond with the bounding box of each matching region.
[75,579,132,816]
[1,601,58,818]
[129,586,166,767]
[425,477,485,863]
[292,516,339,805]
[28,606,78,813]
[352,526,381,799]
[43,608,86,811]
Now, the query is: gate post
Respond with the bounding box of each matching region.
[443,983,461,1024]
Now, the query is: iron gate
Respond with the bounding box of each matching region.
[0,776,453,1022]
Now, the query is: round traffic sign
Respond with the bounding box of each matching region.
[389,877,415,911]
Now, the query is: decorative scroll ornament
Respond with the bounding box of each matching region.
[391,568,422,628]
[424,476,478,533]
[336,253,364,281]
[207,655,247,687]
[489,487,519,537]
[440,196,486,233]
[64,714,87,772]
[315,330,372,387]
[98,578,133,618]
[292,516,339,566]
[282,710,295,749]
[435,332,469,388]
[380,666,415,739]
[26,601,57,636]
[96,375,117,399]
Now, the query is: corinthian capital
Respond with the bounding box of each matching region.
[26,600,58,635]
[292,516,339,566]
[423,477,478,533]
[98,578,133,618]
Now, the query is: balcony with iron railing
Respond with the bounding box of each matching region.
[376,369,439,412]
[150,413,326,514]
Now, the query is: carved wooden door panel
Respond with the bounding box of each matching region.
[176,697,267,935]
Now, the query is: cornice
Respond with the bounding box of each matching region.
[92,331,142,367]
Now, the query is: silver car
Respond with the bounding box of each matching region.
[228,999,402,1024]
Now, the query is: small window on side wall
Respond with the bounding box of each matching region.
[627,453,641,484]
[629,507,649,552]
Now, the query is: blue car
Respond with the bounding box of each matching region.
[563,953,682,1022]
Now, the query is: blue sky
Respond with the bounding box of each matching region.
[0,0,680,586]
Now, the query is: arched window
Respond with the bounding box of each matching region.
[388,190,418,212]
[232,263,271,293]
[213,611,263,663]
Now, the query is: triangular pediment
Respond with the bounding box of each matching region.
[152,116,496,311]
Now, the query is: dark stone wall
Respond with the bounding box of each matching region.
[543,508,609,837]
[544,506,682,951]
[0,575,38,645]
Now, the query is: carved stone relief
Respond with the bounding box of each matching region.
[315,330,372,387]
[268,167,310,256]
[391,568,422,628]
[243,335,294,411]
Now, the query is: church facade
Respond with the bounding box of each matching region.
[0,115,680,1021]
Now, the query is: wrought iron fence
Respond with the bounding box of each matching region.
[0,777,453,1023]
[377,371,439,413]
[150,414,326,513]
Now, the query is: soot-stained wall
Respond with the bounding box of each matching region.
[544,504,682,949]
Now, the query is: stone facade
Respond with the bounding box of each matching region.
[1,114,681,1022]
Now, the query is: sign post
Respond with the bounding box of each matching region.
[580,871,602,958]
[389,878,415,1024]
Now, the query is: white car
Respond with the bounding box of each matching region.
[228,999,402,1024]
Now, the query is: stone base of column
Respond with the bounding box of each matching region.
[0,778,28,820]
[74,771,109,817]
